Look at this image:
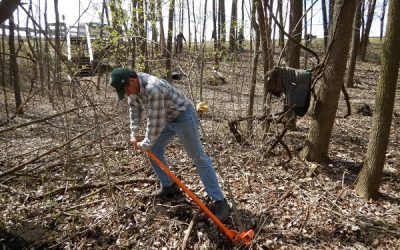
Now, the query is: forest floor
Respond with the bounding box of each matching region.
[0,43,399,249]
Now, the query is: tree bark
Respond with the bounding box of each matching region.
[191,0,198,51]
[278,0,285,50]
[219,0,226,46]
[321,0,329,51]
[138,0,148,72]
[300,0,356,163]
[345,0,362,88]
[212,0,219,68]
[247,1,260,136]
[379,0,388,41]
[356,0,400,199]
[228,0,238,52]
[1,24,9,118]
[199,0,208,100]
[53,0,63,96]
[8,17,24,115]
[285,0,303,130]
[165,0,175,80]
[359,0,377,61]
[255,0,273,139]
[186,0,191,50]
[158,0,166,52]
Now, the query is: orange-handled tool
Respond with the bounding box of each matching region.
[146,150,254,244]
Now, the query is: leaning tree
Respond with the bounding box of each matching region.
[300,0,357,162]
[356,0,400,199]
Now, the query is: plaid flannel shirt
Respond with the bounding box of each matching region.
[128,73,191,149]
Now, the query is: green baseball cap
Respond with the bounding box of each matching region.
[109,68,133,100]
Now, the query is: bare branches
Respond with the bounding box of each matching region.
[0,126,95,179]
[266,1,320,66]
[35,178,154,200]
[0,106,81,134]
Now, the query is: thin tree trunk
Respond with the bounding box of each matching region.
[278,0,284,50]
[191,0,198,50]
[356,0,400,199]
[285,0,302,130]
[228,0,238,52]
[321,0,329,51]
[53,0,63,96]
[256,0,273,140]
[247,0,260,136]
[379,0,388,41]
[300,0,356,162]
[149,0,158,56]
[8,17,23,115]
[219,0,226,46]
[199,0,208,101]
[186,0,191,50]
[138,0,148,72]
[44,0,52,103]
[360,0,377,61]
[1,24,9,118]
[213,0,219,68]
[158,0,166,51]
[304,0,308,69]
[345,0,362,88]
[165,0,175,80]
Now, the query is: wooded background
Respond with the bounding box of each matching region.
[0,0,399,248]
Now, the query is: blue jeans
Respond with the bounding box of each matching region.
[148,106,225,201]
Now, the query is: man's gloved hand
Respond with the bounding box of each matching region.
[131,136,144,151]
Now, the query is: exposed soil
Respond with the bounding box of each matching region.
[0,44,399,249]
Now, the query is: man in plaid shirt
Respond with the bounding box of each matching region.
[109,68,230,222]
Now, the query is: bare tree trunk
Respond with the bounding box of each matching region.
[37,0,46,96]
[321,0,329,51]
[212,0,219,68]
[360,0,377,61]
[240,0,245,51]
[379,0,388,41]
[53,0,63,96]
[199,0,208,101]
[138,0,148,72]
[356,0,400,199]
[304,0,308,69]
[149,0,158,56]
[131,0,138,70]
[178,0,184,33]
[228,0,238,52]
[285,0,302,130]
[165,0,175,80]
[300,0,356,163]
[256,0,273,140]
[345,0,362,88]
[247,0,260,136]
[329,0,335,29]
[8,17,23,115]
[44,0,52,103]
[1,24,9,118]
[278,0,284,50]
[219,0,226,46]
[186,0,191,50]
[158,0,166,52]
[191,0,198,50]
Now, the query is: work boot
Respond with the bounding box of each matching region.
[151,183,180,198]
[214,199,230,223]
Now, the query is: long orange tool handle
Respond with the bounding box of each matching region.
[146,150,252,243]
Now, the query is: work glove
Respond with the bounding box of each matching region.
[131,136,144,151]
